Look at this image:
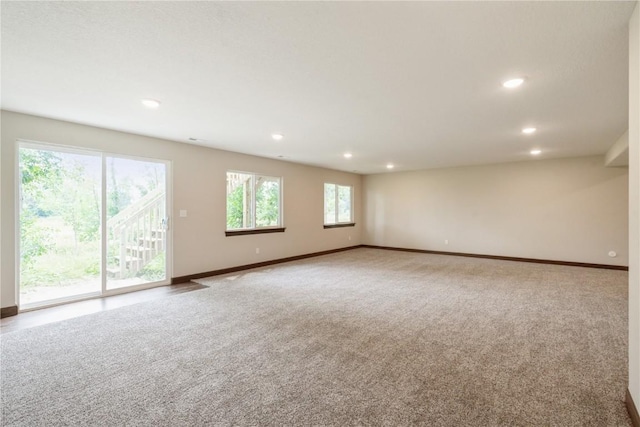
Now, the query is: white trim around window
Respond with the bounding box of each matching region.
[225,170,284,236]
[324,182,355,228]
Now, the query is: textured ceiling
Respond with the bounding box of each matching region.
[1,1,635,174]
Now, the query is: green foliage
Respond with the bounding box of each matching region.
[20,148,63,190]
[19,148,100,288]
[227,185,245,229]
[227,176,280,229]
[84,260,100,276]
[255,179,279,227]
[19,212,53,268]
[20,149,64,216]
[20,148,101,248]
[19,149,64,265]
[337,185,352,222]
[19,229,100,288]
[61,164,100,243]
[139,253,165,281]
[19,150,168,295]
[107,159,131,218]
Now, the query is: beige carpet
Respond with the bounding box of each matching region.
[0,248,630,426]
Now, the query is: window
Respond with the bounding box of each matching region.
[226,171,283,235]
[324,183,354,228]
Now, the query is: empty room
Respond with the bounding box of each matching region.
[1,1,640,426]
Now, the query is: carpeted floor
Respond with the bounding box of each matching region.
[0,248,630,426]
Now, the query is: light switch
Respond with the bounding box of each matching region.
[179,210,187,218]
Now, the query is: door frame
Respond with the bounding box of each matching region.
[15,139,173,311]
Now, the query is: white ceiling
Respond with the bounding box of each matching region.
[1,1,635,174]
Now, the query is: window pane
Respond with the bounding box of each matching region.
[338,185,352,223]
[19,147,101,306]
[107,157,167,290]
[255,176,280,227]
[324,183,336,224]
[227,172,252,229]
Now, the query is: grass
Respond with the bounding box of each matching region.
[20,217,100,288]
[139,253,166,281]
[21,216,166,288]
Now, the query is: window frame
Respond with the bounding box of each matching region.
[225,170,285,236]
[323,182,355,228]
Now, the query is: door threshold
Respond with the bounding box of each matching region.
[4,282,207,334]
[19,280,171,313]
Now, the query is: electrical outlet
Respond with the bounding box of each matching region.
[348,236,352,241]
[256,248,260,254]
[444,239,449,245]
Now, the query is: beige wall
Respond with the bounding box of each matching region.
[0,111,362,308]
[363,156,629,266]
[628,1,640,407]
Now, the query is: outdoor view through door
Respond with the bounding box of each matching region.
[18,143,169,307]
[106,157,167,290]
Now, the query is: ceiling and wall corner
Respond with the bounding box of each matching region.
[0,1,636,174]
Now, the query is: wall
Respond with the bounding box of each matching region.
[628,1,640,410]
[0,111,362,309]
[605,130,629,167]
[363,156,628,266]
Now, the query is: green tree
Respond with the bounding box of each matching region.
[19,149,64,265]
[61,163,100,246]
[20,149,63,214]
[227,185,244,229]
[255,180,279,227]
[226,174,278,229]
[19,212,53,268]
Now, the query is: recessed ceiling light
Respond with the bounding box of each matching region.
[522,127,537,134]
[344,153,353,159]
[530,149,542,155]
[141,98,161,109]
[271,134,283,141]
[386,163,394,169]
[503,78,525,88]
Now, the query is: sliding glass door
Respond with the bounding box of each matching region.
[106,157,167,290]
[18,142,170,308]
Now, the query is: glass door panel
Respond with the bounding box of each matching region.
[19,146,101,306]
[106,157,167,290]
